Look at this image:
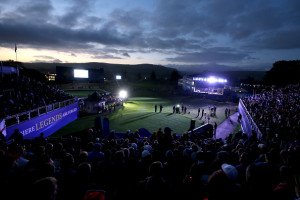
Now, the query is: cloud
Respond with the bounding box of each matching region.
[0,0,300,68]
[0,20,134,49]
[167,48,250,63]
[91,54,122,59]
[33,55,62,63]
[122,52,130,57]
[247,28,300,49]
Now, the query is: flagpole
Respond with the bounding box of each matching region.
[15,43,17,62]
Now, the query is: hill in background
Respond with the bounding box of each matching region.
[23,62,175,80]
[22,62,266,84]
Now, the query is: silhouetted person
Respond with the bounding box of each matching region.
[138,161,171,200]
[155,104,157,112]
[214,122,218,139]
[9,129,23,145]
[238,113,242,123]
[197,108,200,117]
[159,104,163,112]
[31,177,58,200]
[173,105,175,113]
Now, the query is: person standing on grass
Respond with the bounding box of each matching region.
[214,122,218,139]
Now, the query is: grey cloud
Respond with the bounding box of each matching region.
[0,0,299,67]
[53,58,62,63]
[91,54,122,59]
[33,58,62,63]
[33,55,62,63]
[109,8,149,30]
[152,0,300,50]
[167,49,249,63]
[0,19,134,49]
[3,0,54,24]
[58,0,93,27]
[122,52,130,57]
[34,55,57,59]
[248,28,300,50]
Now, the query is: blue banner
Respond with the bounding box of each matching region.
[238,100,262,139]
[6,103,78,139]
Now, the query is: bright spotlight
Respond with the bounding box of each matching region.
[207,76,218,83]
[116,75,122,80]
[119,90,128,99]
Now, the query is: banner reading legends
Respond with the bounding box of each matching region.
[6,102,78,139]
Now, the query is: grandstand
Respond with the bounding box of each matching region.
[0,66,77,139]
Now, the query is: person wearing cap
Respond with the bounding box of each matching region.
[206,163,240,200]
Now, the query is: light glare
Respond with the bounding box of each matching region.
[119,90,128,99]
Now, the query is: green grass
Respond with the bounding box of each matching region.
[52,96,237,137]
[65,89,108,97]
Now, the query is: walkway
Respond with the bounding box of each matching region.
[216,112,240,140]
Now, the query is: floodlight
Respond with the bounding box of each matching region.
[119,90,128,99]
[207,76,218,83]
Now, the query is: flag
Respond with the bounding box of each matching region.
[15,43,17,52]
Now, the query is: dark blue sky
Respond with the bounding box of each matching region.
[0,0,299,70]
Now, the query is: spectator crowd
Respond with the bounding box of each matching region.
[0,71,299,200]
[0,123,299,200]
[0,75,74,119]
[242,84,300,141]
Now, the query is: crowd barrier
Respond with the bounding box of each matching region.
[3,99,78,139]
[238,99,262,139]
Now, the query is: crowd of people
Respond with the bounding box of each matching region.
[1,71,300,200]
[242,84,300,141]
[0,123,299,200]
[0,75,74,119]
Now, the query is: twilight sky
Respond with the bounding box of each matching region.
[0,0,299,70]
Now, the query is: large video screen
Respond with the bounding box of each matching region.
[74,69,89,78]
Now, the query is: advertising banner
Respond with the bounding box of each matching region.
[6,103,78,139]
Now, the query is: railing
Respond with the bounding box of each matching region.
[238,99,262,139]
[5,98,77,127]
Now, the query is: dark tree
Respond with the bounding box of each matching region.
[264,60,300,85]
[137,73,142,80]
[121,69,128,80]
[170,69,182,82]
[150,70,157,80]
